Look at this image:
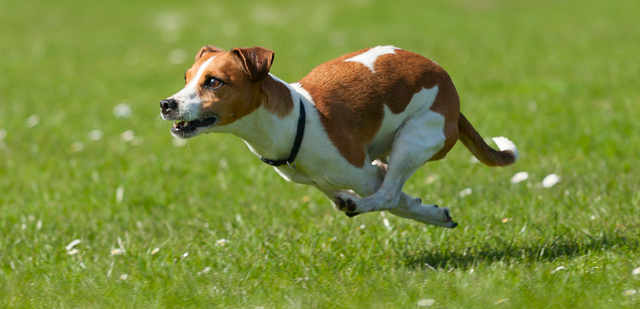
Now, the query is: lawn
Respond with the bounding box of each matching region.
[1,0,639,307]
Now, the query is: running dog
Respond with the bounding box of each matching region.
[160,45,518,228]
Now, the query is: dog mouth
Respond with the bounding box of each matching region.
[171,116,218,138]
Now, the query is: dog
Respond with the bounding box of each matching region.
[160,45,518,228]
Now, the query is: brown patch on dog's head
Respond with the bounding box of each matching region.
[179,46,291,128]
[193,52,260,126]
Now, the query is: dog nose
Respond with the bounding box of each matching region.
[160,99,178,114]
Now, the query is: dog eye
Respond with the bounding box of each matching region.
[205,77,224,90]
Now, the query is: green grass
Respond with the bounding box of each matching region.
[1,0,640,307]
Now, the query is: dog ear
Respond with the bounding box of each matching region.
[195,46,224,61]
[232,47,275,82]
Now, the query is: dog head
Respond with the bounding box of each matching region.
[160,46,275,138]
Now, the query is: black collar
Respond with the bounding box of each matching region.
[260,99,306,169]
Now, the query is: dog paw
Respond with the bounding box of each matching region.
[421,205,458,228]
[441,207,458,228]
[334,194,359,217]
[334,195,357,212]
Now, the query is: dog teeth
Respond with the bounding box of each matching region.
[172,121,189,129]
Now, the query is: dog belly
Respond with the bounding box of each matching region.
[275,161,368,193]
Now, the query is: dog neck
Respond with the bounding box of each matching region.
[220,74,301,164]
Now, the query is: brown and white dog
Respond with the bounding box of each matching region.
[160,45,518,228]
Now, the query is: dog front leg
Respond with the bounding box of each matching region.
[314,187,363,218]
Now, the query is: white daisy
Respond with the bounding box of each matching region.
[120,130,135,142]
[383,218,392,230]
[111,248,125,256]
[542,174,561,188]
[116,186,124,203]
[88,129,103,141]
[417,299,435,306]
[511,171,529,184]
[65,239,81,251]
[459,188,472,197]
[25,115,40,127]
[113,103,132,119]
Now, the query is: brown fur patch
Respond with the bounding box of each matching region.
[261,76,294,118]
[428,79,460,161]
[298,48,460,167]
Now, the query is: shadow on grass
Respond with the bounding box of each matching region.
[403,227,640,270]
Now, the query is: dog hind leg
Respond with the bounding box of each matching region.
[388,193,457,228]
[334,108,456,227]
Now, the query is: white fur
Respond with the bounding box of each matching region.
[344,45,400,73]
[169,56,216,121]
[492,136,519,160]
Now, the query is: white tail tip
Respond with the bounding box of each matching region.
[492,136,519,161]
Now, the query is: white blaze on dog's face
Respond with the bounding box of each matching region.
[160,46,275,138]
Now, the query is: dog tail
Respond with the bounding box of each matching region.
[458,113,518,167]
